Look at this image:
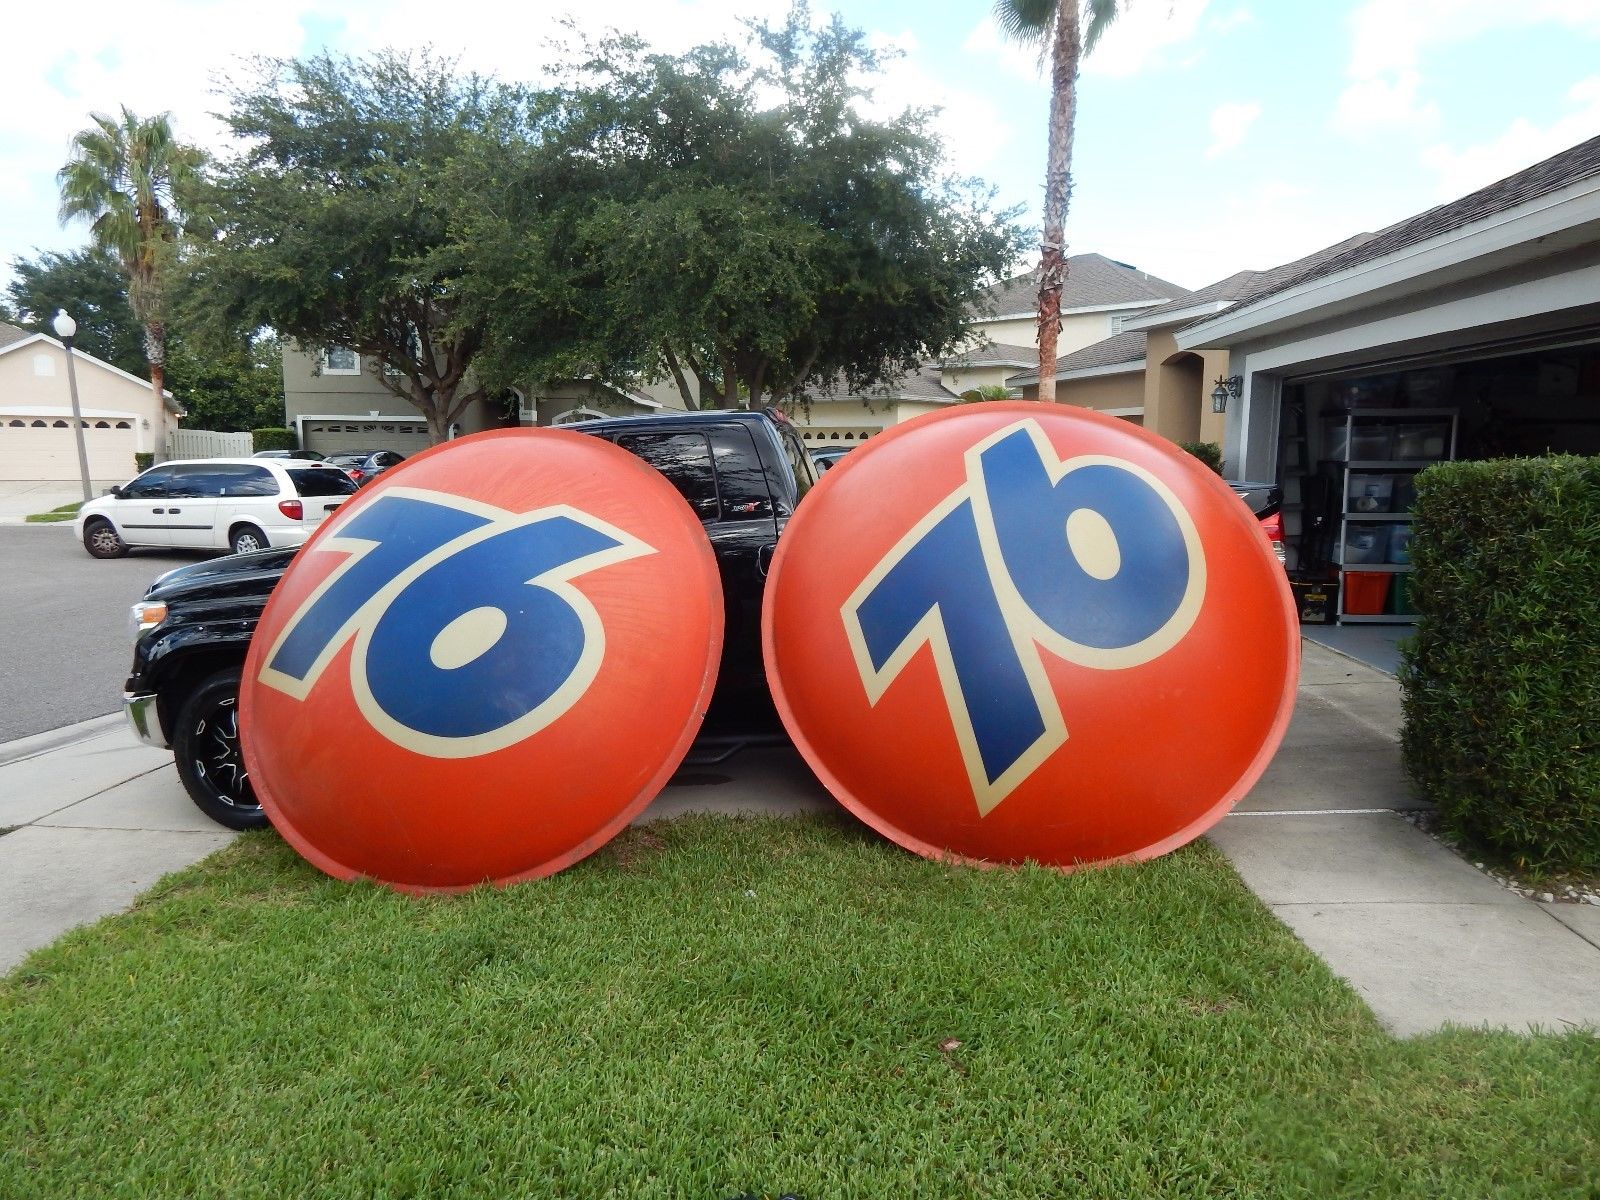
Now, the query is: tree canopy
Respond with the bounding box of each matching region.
[454,6,1025,408]
[189,51,525,443]
[57,107,203,399]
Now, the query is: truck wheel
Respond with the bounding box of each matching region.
[83,518,128,559]
[172,666,268,831]
[230,525,268,554]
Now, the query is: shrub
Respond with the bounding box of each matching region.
[1399,455,1600,871]
[1179,440,1223,475]
[134,452,154,472]
[251,426,296,453]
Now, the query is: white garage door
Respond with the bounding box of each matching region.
[303,419,433,455]
[0,418,138,481]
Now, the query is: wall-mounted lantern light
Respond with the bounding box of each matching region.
[1211,375,1243,414]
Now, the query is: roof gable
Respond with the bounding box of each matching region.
[979,253,1190,317]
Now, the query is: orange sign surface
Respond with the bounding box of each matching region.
[241,429,723,893]
[763,403,1298,869]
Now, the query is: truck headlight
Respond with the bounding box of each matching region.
[130,601,169,636]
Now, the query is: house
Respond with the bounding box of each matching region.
[1006,237,1376,443]
[0,322,181,482]
[791,254,1190,450]
[280,345,686,454]
[1172,133,1600,620]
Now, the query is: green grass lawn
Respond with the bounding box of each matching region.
[2,815,1595,1198]
[23,501,83,523]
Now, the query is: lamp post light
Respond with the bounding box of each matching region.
[51,309,95,503]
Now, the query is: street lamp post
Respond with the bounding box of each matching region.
[51,309,95,504]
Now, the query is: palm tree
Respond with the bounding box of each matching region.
[58,107,201,404]
[993,0,1122,402]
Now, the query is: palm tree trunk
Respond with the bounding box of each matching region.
[1036,2,1081,405]
[144,320,167,419]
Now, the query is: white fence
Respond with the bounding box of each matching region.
[168,428,254,460]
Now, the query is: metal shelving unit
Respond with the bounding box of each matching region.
[1329,408,1458,624]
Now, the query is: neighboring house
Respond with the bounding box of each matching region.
[1178,134,1600,481]
[789,254,1190,450]
[281,345,686,453]
[1007,237,1377,443]
[0,323,181,482]
[969,254,1191,356]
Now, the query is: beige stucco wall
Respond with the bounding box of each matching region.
[1058,371,1145,415]
[940,364,1023,396]
[0,339,176,453]
[970,310,1126,357]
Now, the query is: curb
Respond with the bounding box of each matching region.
[0,713,124,768]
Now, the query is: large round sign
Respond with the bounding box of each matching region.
[764,402,1298,869]
[241,429,723,893]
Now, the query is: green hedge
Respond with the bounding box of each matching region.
[1399,456,1600,871]
[1179,441,1223,475]
[251,426,297,452]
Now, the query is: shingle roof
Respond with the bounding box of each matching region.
[0,323,32,351]
[938,339,1036,368]
[1135,234,1378,324]
[1215,133,1600,319]
[978,253,1190,317]
[803,362,961,405]
[1006,331,1147,386]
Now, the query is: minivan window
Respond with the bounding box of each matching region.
[123,468,176,499]
[288,467,360,497]
[165,463,278,498]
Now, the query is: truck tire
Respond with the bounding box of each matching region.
[172,666,269,831]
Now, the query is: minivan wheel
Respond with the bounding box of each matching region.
[83,518,128,559]
[230,524,268,554]
[172,666,268,831]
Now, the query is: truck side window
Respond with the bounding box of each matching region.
[616,433,722,520]
[708,427,776,520]
[779,426,816,507]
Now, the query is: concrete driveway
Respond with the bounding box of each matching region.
[0,479,123,524]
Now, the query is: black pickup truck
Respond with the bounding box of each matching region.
[123,409,817,830]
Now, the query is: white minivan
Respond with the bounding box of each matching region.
[75,458,359,558]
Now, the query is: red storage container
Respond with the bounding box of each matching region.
[1343,571,1391,615]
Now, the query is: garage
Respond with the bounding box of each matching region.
[301,417,433,456]
[0,412,138,481]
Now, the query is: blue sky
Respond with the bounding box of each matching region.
[4,1,1600,297]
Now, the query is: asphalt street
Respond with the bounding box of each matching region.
[0,525,219,742]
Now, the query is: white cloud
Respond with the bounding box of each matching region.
[1209,7,1254,34]
[1206,101,1261,159]
[862,30,1014,176]
[1332,0,1600,136]
[1420,76,1600,199]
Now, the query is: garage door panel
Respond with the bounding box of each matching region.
[0,424,136,481]
[303,419,433,455]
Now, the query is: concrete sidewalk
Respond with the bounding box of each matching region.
[0,480,120,525]
[2,643,1597,1037]
[1209,642,1600,1037]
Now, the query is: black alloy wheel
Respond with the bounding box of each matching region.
[172,667,269,831]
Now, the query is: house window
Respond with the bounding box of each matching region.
[323,346,361,375]
[1110,314,1127,335]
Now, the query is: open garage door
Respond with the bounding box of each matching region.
[0,417,137,481]
[302,418,433,456]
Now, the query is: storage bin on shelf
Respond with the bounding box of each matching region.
[1347,473,1396,512]
[1341,525,1393,565]
[1390,573,1418,615]
[1392,421,1450,460]
[1387,525,1413,565]
[1349,426,1393,459]
[1343,571,1392,615]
